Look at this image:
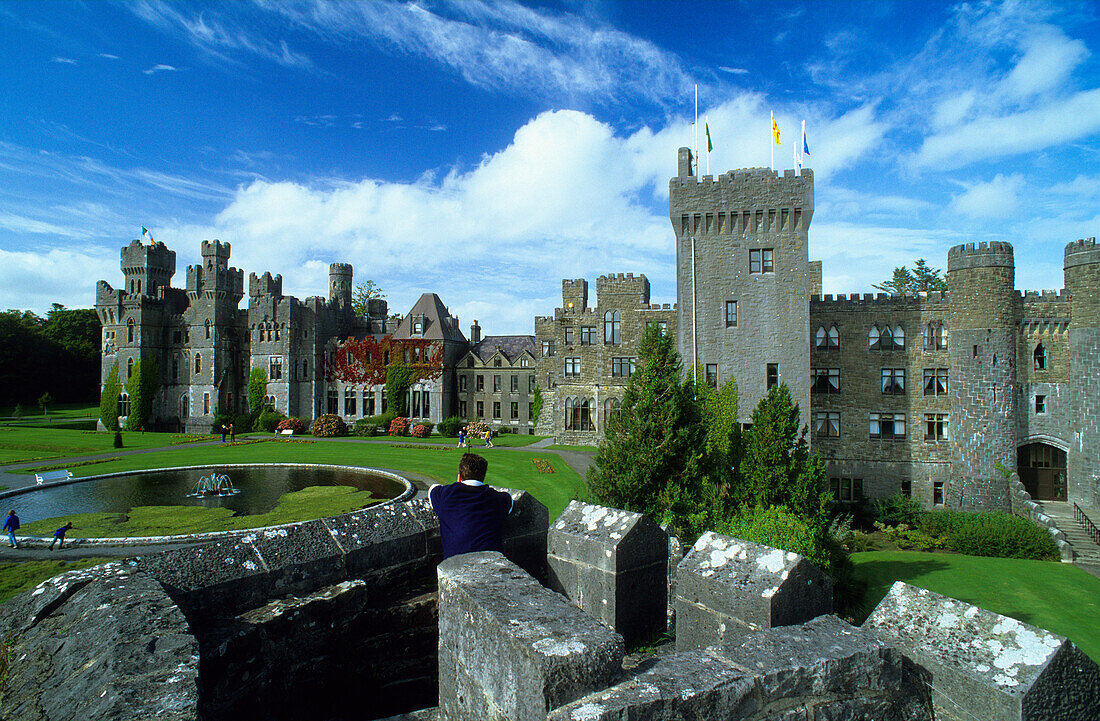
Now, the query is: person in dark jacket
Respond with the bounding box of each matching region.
[4,510,19,548]
[428,454,512,560]
[48,521,74,550]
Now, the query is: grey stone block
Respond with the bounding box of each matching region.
[548,501,668,644]
[325,501,431,578]
[674,531,832,650]
[437,551,623,721]
[865,581,1100,720]
[244,519,346,595]
[0,562,199,721]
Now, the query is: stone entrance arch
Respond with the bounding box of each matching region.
[1017,442,1067,501]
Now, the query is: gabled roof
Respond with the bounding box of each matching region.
[471,335,536,363]
[392,293,467,342]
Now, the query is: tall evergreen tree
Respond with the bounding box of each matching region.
[587,325,707,534]
[99,361,121,431]
[737,384,830,520]
[124,356,159,431]
[911,258,948,293]
[247,367,268,416]
[385,361,413,416]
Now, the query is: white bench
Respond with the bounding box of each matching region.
[278,429,295,436]
[35,470,73,485]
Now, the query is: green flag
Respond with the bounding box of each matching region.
[705,122,713,152]
[141,226,149,237]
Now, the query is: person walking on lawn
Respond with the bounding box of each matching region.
[48,521,74,550]
[484,429,493,448]
[4,510,19,548]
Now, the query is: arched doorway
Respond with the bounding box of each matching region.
[1017,443,1067,501]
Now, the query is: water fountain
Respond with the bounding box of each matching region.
[187,472,240,497]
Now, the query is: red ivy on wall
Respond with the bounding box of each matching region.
[326,335,445,385]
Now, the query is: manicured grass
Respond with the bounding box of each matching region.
[383,433,546,447]
[547,444,599,452]
[851,551,1100,662]
[0,558,112,605]
[0,403,98,421]
[9,437,585,522]
[20,485,386,538]
[0,426,218,465]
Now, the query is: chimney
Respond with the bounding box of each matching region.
[470,320,482,344]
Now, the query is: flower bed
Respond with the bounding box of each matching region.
[531,458,555,474]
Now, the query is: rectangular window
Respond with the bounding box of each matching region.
[611,357,636,378]
[830,477,863,502]
[327,388,338,415]
[901,479,912,498]
[581,326,596,345]
[422,390,430,418]
[766,363,779,389]
[934,481,944,505]
[762,248,773,273]
[565,327,574,345]
[529,375,536,393]
[203,393,210,415]
[881,368,905,395]
[647,321,667,336]
[493,401,501,419]
[749,249,760,273]
[493,375,502,392]
[476,374,484,392]
[565,357,581,377]
[1035,395,1046,414]
[345,388,357,417]
[511,375,519,393]
[528,402,534,420]
[511,401,519,419]
[269,357,283,381]
[411,390,421,418]
[725,300,738,327]
[924,368,949,396]
[542,340,553,357]
[365,392,375,416]
[812,368,841,394]
[705,363,718,387]
[459,400,467,418]
[381,389,387,413]
[814,411,841,437]
[870,412,906,439]
[476,400,484,418]
[925,413,949,441]
[459,375,468,392]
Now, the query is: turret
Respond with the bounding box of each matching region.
[562,279,588,312]
[947,241,1017,511]
[1064,237,1100,507]
[186,240,244,304]
[120,239,175,298]
[249,272,283,299]
[329,263,353,312]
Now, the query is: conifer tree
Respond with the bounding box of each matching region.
[124,356,159,431]
[587,325,707,534]
[99,361,121,431]
[247,367,268,416]
[385,360,413,417]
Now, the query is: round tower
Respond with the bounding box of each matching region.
[1064,237,1100,508]
[329,263,353,311]
[947,241,1017,512]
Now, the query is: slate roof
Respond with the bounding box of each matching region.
[392,293,467,342]
[470,335,536,364]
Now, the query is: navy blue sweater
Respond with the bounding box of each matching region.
[429,482,513,560]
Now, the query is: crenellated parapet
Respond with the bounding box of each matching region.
[812,291,950,309]
[1064,236,1100,269]
[946,241,1014,271]
[200,238,232,261]
[249,271,283,298]
[561,278,588,311]
[595,272,650,306]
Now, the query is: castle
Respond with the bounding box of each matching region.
[96,148,1100,513]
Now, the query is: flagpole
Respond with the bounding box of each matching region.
[694,84,698,176]
[770,112,774,171]
[705,114,710,176]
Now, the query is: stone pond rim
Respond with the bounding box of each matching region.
[0,463,416,546]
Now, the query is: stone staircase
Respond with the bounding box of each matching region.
[1037,501,1100,564]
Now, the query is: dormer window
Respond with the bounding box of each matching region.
[411,315,425,335]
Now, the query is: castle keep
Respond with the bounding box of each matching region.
[97,148,1100,512]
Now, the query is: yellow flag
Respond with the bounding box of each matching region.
[771,115,781,145]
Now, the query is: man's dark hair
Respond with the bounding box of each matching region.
[458,453,488,482]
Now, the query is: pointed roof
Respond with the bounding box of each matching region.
[470,335,536,363]
[392,293,467,342]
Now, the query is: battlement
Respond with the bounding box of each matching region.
[249,272,283,298]
[670,149,813,225]
[812,291,950,308]
[329,263,353,275]
[596,273,650,305]
[946,241,1014,271]
[1018,289,1068,303]
[562,278,589,310]
[1064,236,1100,269]
[186,264,245,296]
[200,239,231,259]
[121,238,176,271]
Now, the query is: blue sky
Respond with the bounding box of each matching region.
[1,0,1098,334]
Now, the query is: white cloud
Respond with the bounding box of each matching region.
[931,92,975,130]
[719,66,748,75]
[1000,26,1089,100]
[51,56,76,64]
[143,63,178,75]
[0,247,117,311]
[1049,174,1100,201]
[949,174,1025,220]
[98,53,120,60]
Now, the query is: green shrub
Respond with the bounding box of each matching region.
[389,416,410,436]
[872,493,925,527]
[256,410,287,433]
[310,414,348,438]
[411,424,431,438]
[930,510,1058,560]
[352,419,379,437]
[437,416,463,437]
[497,426,513,434]
[211,414,234,435]
[275,417,306,434]
[363,413,396,434]
[113,430,123,448]
[715,505,832,576]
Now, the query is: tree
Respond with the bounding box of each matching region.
[124,356,159,431]
[531,384,543,425]
[385,361,414,417]
[872,266,913,296]
[247,367,268,416]
[352,280,385,316]
[696,373,741,515]
[737,384,830,521]
[872,259,947,296]
[587,324,708,536]
[37,391,52,417]
[99,361,121,431]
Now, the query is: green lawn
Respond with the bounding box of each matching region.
[382,433,546,447]
[851,551,1100,662]
[0,426,219,465]
[547,444,599,452]
[0,558,112,605]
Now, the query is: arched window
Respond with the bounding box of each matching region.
[127,357,134,379]
[205,319,211,339]
[302,359,308,378]
[195,353,201,374]
[274,325,280,341]
[118,392,130,418]
[828,325,839,348]
[564,397,574,430]
[127,320,134,343]
[939,324,948,350]
[925,323,935,350]
[1034,343,1046,370]
[604,310,621,345]
[894,325,905,348]
[869,325,880,348]
[603,398,621,429]
[180,394,189,419]
[880,325,894,347]
[815,326,826,347]
[257,327,264,343]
